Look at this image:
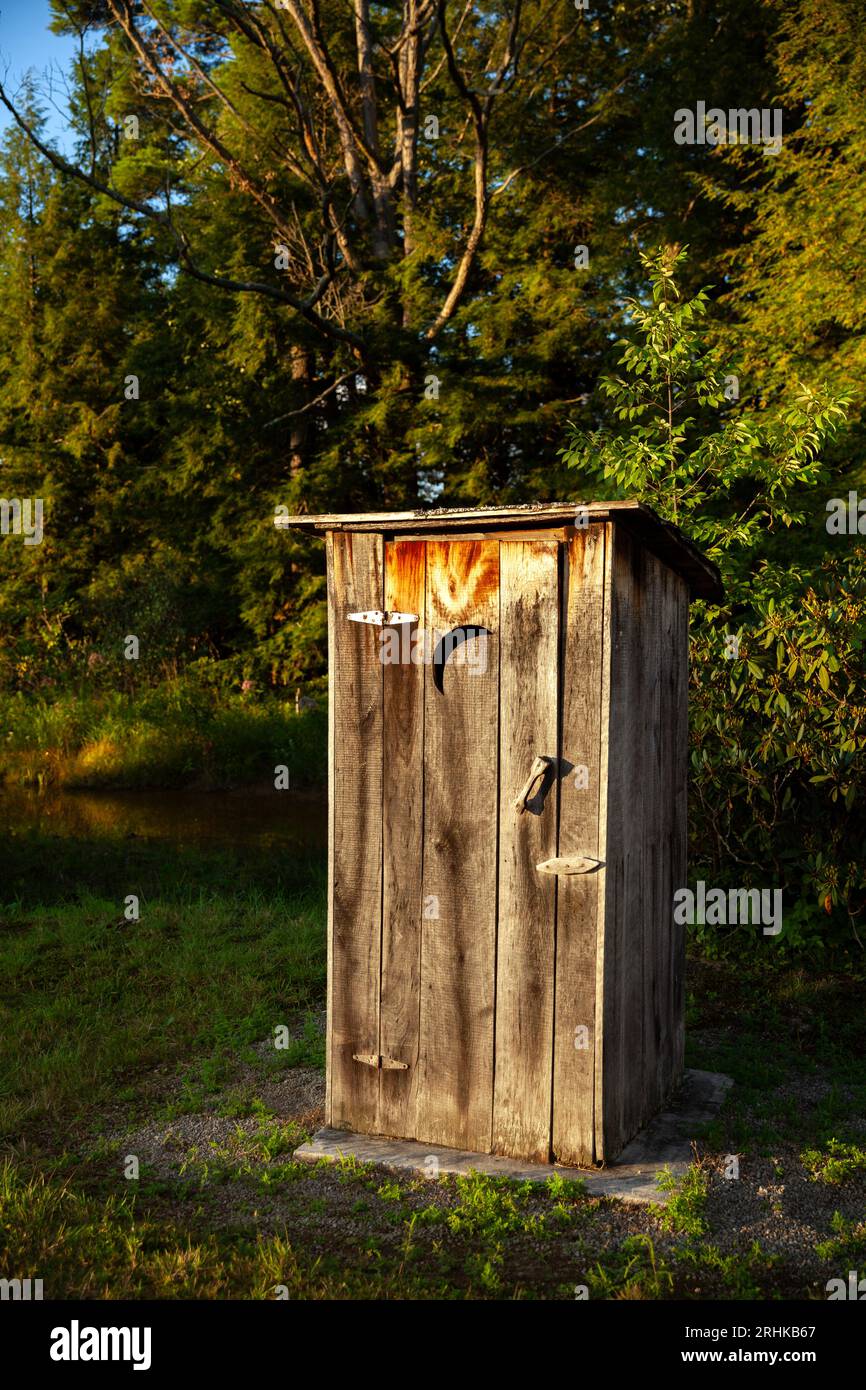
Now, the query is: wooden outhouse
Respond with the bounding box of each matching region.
[278,502,722,1167]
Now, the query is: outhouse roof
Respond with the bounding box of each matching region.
[275,499,723,601]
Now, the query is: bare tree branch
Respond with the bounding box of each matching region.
[5,0,653,363]
[420,0,471,93]
[105,0,294,242]
[424,0,522,339]
[264,368,359,428]
[0,80,363,352]
[137,0,312,186]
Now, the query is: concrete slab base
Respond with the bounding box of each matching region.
[293,1068,733,1205]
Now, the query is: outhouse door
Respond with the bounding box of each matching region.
[328,529,608,1165]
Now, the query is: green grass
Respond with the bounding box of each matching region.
[0,681,327,790]
[0,1156,594,1300]
[652,1164,710,1237]
[0,1145,791,1301]
[684,959,866,1154]
[0,884,325,1140]
[2,812,866,1299]
[266,1011,327,1070]
[0,1160,358,1300]
[0,831,327,1139]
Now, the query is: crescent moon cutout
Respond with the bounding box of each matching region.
[432,626,491,694]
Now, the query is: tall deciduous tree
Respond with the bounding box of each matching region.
[0,1,799,684]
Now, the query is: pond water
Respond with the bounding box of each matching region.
[0,783,328,853]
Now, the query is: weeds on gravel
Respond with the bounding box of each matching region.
[815,1212,866,1263]
[215,1095,275,1120]
[586,1234,675,1300]
[645,1165,779,1299]
[441,1174,535,1293]
[446,1173,537,1239]
[801,1139,866,1185]
[652,1164,709,1236]
[675,1239,780,1300]
[333,1154,376,1183]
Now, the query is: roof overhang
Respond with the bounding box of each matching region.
[275,500,723,602]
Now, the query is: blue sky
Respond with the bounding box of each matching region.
[0,1,82,146]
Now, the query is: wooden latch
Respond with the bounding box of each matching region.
[352,1053,409,1070]
[347,610,418,626]
[514,754,554,813]
[535,855,604,875]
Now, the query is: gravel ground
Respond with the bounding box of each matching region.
[112,1066,325,1183]
[95,1020,866,1298]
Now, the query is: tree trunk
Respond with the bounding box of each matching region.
[289,344,314,479]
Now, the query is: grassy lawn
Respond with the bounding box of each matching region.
[0,684,327,790]
[2,830,865,1299]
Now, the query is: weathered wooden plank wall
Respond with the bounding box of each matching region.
[493,540,559,1162]
[552,525,609,1167]
[326,530,384,1133]
[416,540,500,1151]
[379,540,426,1137]
[599,530,689,1159]
[325,520,690,1167]
[669,570,690,1089]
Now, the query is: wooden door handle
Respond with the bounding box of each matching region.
[513,755,554,813]
[536,855,604,875]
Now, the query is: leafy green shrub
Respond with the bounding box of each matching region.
[560,245,861,964]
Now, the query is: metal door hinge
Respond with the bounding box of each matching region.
[347,610,418,626]
[352,1052,409,1070]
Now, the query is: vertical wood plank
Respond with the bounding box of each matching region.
[552,525,609,1167]
[325,534,336,1125]
[416,540,499,1151]
[625,541,654,1146]
[327,530,383,1134]
[633,551,690,1131]
[378,541,426,1137]
[599,532,690,1160]
[669,573,690,1089]
[645,559,674,1118]
[493,540,559,1162]
[598,525,640,1161]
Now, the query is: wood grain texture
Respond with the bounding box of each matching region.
[378,541,426,1137]
[669,572,690,1089]
[325,533,336,1125]
[645,561,666,1128]
[277,501,723,601]
[644,557,672,1120]
[415,540,500,1151]
[598,531,690,1160]
[637,551,690,1133]
[552,525,609,1166]
[327,530,384,1134]
[322,515,692,1167]
[493,540,559,1162]
[601,527,643,1159]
